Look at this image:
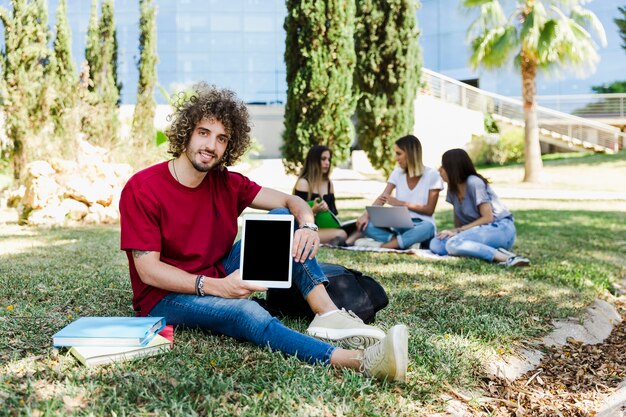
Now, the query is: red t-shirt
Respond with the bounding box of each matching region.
[119,161,262,316]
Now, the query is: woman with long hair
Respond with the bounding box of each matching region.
[293,145,348,245]
[354,135,443,249]
[429,148,529,266]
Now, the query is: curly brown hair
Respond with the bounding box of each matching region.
[166,82,251,168]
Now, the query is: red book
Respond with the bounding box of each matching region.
[158,325,174,347]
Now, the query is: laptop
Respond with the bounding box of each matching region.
[240,213,293,288]
[366,206,414,228]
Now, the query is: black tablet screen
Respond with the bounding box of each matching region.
[242,219,292,282]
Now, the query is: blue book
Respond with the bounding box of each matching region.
[53,316,166,347]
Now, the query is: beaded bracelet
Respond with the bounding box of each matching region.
[195,274,205,296]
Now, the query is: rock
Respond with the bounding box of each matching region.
[542,299,622,346]
[61,199,89,221]
[28,204,69,226]
[85,204,119,224]
[8,147,132,226]
[6,185,25,208]
[21,176,61,210]
[26,160,55,178]
[483,347,544,382]
[64,178,114,207]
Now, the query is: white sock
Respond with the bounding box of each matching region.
[319,309,340,318]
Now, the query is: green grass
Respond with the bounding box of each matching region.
[1,156,625,415]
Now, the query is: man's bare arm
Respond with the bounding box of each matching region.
[130,250,265,298]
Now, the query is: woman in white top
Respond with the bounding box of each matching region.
[354,135,443,249]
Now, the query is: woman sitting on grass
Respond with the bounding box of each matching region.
[293,145,348,246]
[353,135,443,249]
[429,148,530,266]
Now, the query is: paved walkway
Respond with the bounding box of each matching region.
[236,159,626,201]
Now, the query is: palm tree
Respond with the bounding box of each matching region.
[464,0,606,182]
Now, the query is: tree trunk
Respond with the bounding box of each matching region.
[12,137,26,181]
[520,49,543,183]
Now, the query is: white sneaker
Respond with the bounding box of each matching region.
[361,324,408,382]
[496,248,517,258]
[306,308,385,349]
[354,238,383,248]
[501,255,531,267]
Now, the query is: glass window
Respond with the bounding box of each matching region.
[209,33,244,52]
[207,52,244,73]
[243,0,276,13]
[176,14,209,31]
[420,34,439,70]
[176,31,212,51]
[203,71,244,91]
[210,13,242,32]
[246,72,277,94]
[243,14,274,32]
[438,31,471,70]
[158,32,179,53]
[245,53,277,72]
[417,1,439,36]
[244,33,274,51]
[207,0,244,12]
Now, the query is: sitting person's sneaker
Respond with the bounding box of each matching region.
[328,236,347,247]
[353,238,383,248]
[360,324,408,382]
[501,255,531,267]
[307,308,385,349]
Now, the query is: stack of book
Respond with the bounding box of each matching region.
[52,316,173,367]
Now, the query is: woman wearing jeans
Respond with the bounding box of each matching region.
[354,135,443,249]
[429,148,530,266]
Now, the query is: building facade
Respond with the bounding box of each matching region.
[1,0,624,104]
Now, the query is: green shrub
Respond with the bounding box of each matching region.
[467,134,497,165]
[468,127,524,166]
[494,127,524,164]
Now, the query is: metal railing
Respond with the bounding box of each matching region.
[420,68,626,152]
[534,94,626,120]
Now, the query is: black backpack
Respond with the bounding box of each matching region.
[259,263,389,324]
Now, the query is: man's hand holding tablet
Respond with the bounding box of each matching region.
[240,214,296,289]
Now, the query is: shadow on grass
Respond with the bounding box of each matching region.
[0,206,624,415]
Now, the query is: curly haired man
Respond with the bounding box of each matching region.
[119,83,408,382]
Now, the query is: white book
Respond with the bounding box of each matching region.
[69,334,171,367]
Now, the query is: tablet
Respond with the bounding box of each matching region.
[366,206,414,228]
[240,213,294,288]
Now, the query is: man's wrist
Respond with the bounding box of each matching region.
[195,274,205,296]
[300,222,318,232]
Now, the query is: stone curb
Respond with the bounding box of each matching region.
[483,299,622,383]
[596,379,626,417]
[442,298,623,416]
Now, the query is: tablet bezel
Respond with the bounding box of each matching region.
[240,213,294,289]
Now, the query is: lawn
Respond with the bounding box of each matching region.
[1,153,625,416]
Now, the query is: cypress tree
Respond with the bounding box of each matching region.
[354,0,421,175]
[0,0,51,180]
[282,0,357,174]
[130,0,157,150]
[84,0,99,92]
[50,0,78,150]
[82,0,119,148]
[97,0,120,107]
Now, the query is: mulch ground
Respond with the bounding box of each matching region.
[463,298,626,417]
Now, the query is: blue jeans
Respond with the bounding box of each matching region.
[429,217,516,262]
[149,208,336,365]
[363,218,435,249]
